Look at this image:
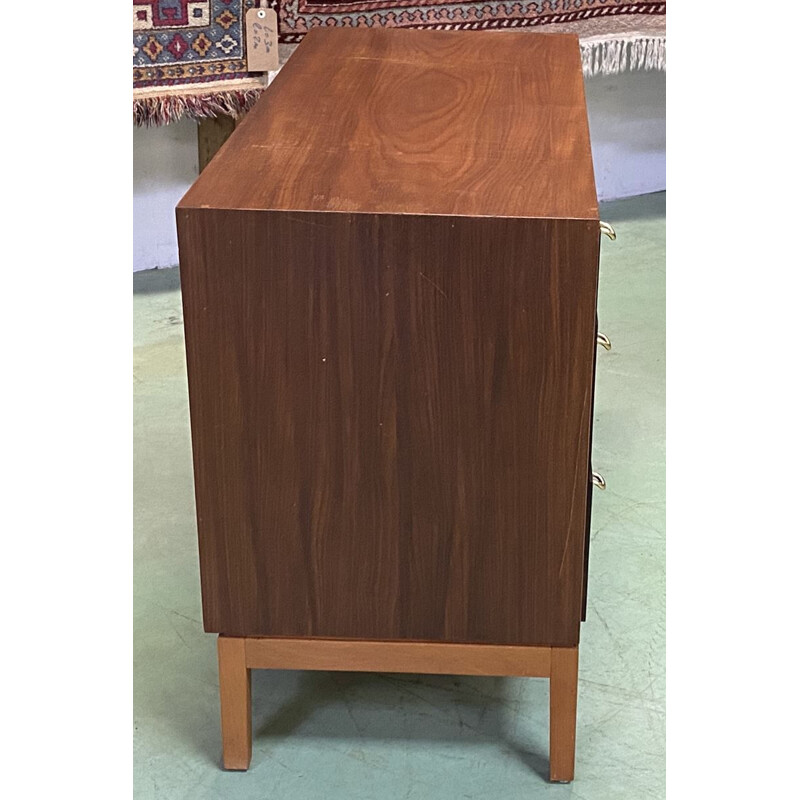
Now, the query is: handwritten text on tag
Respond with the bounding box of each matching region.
[245,7,279,72]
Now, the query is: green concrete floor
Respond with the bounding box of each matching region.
[133,191,665,799]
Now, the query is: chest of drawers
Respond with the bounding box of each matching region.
[177,27,606,782]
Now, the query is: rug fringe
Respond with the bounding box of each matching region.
[581,35,666,78]
[133,88,265,127]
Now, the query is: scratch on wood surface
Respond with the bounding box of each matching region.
[347,56,424,66]
[419,272,448,299]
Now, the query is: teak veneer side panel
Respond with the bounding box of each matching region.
[178,209,599,647]
[178,28,598,221]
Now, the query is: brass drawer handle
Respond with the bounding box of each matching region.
[592,472,606,490]
[596,332,612,351]
[599,221,616,240]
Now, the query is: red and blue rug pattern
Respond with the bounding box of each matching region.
[133,1,261,90]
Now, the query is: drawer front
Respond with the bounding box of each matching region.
[179,209,600,647]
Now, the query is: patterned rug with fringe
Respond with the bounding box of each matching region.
[133,0,665,126]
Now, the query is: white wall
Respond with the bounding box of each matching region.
[585,69,666,201]
[133,117,199,271]
[132,69,665,272]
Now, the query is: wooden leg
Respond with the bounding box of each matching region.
[218,636,252,770]
[549,646,579,782]
[197,114,243,172]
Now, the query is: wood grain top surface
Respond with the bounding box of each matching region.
[179,28,598,220]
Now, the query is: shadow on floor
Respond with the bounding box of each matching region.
[134,266,181,295]
[249,669,551,782]
[600,190,665,223]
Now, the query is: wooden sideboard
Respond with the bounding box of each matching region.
[177,27,611,783]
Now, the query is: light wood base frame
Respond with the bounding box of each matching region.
[217,636,578,782]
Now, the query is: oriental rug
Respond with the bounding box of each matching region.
[133,0,665,126]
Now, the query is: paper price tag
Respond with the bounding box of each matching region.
[245,7,279,72]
